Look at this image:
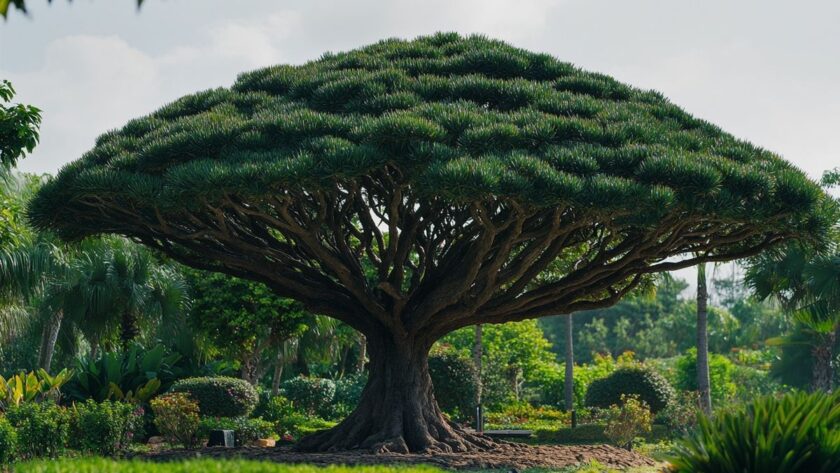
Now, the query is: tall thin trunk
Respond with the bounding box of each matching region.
[38,309,63,372]
[356,334,367,373]
[564,313,574,412]
[120,310,139,349]
[473,324,483,408]
[812,330,835,392]
[696,262,712,415]
[272,351,285,396]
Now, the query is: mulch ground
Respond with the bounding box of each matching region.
[140,443,659,471]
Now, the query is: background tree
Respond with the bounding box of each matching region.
[28,34,830,453]
[746,244,840,391]
[0,80,40,168]
[0,0,144,19]
[184,269,309,384]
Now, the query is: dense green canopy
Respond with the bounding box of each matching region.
[27,32,832,454]
[30,33,829,334]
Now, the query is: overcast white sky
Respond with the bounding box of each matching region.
[1,0,838,295]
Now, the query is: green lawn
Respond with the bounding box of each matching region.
[14,459,444,473]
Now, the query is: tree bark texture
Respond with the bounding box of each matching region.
[564,313,575,412]
[120,310,139,349]
[812,330,836,392]
[38,310,63,372]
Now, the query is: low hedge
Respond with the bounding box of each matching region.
[197,416,275,446]
[170,377,258,418]
[15,459,445,473]
[534,423,669,444]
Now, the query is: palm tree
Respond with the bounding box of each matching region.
[0,236,188,370]
[0,239,72,371]
[73,238,188,350]
[746,245,840,391]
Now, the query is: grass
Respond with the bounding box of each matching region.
[14,459,445,473]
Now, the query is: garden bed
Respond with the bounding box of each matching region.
[139,443,657,470]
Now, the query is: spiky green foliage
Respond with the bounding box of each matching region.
[670,390,840,473]
[29,34,829,337]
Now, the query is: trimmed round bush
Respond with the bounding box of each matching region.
[585,366,674,414]
[428,351,477,421]
[170,377,258,418]
[281,377,335,417]
[0,416,17,464]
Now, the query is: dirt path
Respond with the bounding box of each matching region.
[141,443,658,470]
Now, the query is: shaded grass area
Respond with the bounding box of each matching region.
[14,459,444,473]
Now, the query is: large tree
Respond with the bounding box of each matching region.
[28,34,830,453]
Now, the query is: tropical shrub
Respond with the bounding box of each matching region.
[0,369,73,409]
[671,390,840,473]
[428,350,477,421]
[71,400,143,456]
[253,394,295,424]
[170,376,258,418]
[64,345,178,403]
[585,366,674,414]
[674,348,736,403]
[0,416,17,464]
[150,393,200,449]
[197,416,274,446]
[275,412,335,438]
[332,373,367,417]
[281,377,335,417]
[4,402,70,459]
[602,394,653,450]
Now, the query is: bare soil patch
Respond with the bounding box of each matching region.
[140,443,658,470]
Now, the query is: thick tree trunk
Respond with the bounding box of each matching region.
[38,310,63,372]
[296,330,495,453]
[811,330,835,392]
[564,313,574,412]
[696,263,712,415]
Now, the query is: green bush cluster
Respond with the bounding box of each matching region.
[674,348,736,403]
[331,373,367,417]
[4,402,71,459]
[0,416,17,464]
[71,400,143,456]
[428,350,477,421]
[585,366,674,414]
[671,390,840,473]
[281,377,335,417]
[197,416,274,446]
[170,377,258,418]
